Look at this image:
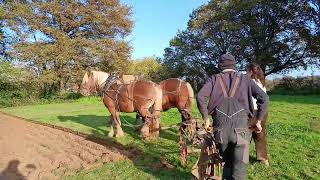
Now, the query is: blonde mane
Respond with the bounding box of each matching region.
[81,71,90,85]
[81,70,110,93]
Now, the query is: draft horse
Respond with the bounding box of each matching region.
[100,73,162,139]
[161,78,196,167]
[135,78,195,166]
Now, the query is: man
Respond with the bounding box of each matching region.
[196,54,269,179]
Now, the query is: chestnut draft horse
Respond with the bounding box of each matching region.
[136,78,195,166]
[160,78,195,167]
[100,73,162,139]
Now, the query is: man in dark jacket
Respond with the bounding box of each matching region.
[196,54,269,179]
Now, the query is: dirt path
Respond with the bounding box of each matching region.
[0,112,130,180]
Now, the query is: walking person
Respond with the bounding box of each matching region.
[196,54,269,179]
[247,63,269,166]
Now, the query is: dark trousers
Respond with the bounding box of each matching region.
[213,114,252,180]
[215,128,251,180]
[251,112,269,161]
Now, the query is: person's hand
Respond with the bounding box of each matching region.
[254,120,262,133]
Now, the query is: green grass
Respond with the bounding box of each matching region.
[1,95,320,179]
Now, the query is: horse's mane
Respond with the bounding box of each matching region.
[82,70,109,85]
[82,70,145,90]
[81,71,90,85]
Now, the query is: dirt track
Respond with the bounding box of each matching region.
[0,112,130,180]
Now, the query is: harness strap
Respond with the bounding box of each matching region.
[115,84,124,112]
[130,81,136,109]
[178,79,183,92]
[217,75,228,97]
[218,73,241,98]
[230,73,241,98]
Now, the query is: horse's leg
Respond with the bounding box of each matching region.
[146,102,162,138]
[108,121,115,137]
[150,86,162,138]
[140,118,150,139]
[150,110,160,138]
[178,108,192,167]
[114,111,124,137]
[133,113,144,131]
[139,85,162,140]
[139,106,151,139]
[108,108,124,137]
[179,128,188,167]
[108,109,116,137]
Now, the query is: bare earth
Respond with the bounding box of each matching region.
[0,113,129,180]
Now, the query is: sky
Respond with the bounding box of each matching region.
[4,1,318,78]
[122,0,208,59]
[122,0,319,78]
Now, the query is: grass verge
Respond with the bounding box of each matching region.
[1,95,320,179]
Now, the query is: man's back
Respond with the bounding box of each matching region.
[197,71,268,122]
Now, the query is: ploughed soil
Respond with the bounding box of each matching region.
[0,112,131,180]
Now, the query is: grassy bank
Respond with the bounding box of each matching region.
[1,95,320,179]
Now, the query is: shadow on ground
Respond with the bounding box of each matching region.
[57,114,191,179]
[0,160,36,180]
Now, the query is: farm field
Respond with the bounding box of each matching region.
[1,95,320,179]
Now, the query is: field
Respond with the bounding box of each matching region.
[1,95,320,179]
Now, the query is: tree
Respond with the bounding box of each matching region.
[163,0,318,86]
[3,0,133,93]
[127,56,166,82]
[306,0,320,67]
[0,5,4,52]
[162,30,219,90]
[0,2,13,60]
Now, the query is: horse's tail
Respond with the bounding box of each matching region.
[185,82,194,110]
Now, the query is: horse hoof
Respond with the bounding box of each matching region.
[260,160,270,167]
[115,131,125,137]
[108,131,114,137]
[141,133,150,140]
[140,126,149,138]
[152,131,160,138]
[115,134,124,138]
[141,131,150,140]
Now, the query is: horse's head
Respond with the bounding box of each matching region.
[80,70,96,96]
